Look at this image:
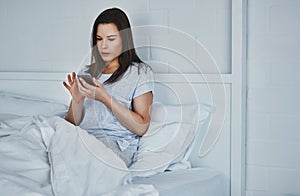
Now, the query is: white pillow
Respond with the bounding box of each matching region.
[167,103,214,170]
[0,91,68,118]
[150,102,199,125]
[129,103,214,177]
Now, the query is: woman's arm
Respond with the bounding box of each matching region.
[104,92,153,136]
[78,77,152,136]
[63,72,85,125]
[64,99,84,125]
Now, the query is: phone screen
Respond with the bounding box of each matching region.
[78,74,94,86]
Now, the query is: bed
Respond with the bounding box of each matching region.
[0,71,238,196]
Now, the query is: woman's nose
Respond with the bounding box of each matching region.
[101,39,108,49]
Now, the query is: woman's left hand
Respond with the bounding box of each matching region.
[77,77,110,102]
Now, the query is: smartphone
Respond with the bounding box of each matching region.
[77,74,95,86]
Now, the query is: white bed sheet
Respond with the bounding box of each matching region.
[0,116,159,196]
[132,168,228,196]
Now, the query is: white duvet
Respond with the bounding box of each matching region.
[0,116,158,196]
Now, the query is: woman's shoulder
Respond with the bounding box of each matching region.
[129,62,153,75]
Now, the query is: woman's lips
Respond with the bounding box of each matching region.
[101,52,110,56]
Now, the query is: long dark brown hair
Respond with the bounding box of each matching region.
[88,7,143,83]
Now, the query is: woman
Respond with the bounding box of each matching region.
[63,8,154,166]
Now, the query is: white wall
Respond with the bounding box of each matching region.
[0,0,231,74]
[246,0,300,196]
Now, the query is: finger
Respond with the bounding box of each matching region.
[92,77,102,87]
[72,72,76,80]
[63,81,71,91]
[79,77,93,89]
[77,78,84,90]
[77,78,89,95]
[67,74,73,84]
[78,78,96,98]
[86,88,94,97]
[77,83,86,96]
[78,84,91,97]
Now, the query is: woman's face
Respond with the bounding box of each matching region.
[96,23,122,63]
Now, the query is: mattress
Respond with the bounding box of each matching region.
[132,168,228,196]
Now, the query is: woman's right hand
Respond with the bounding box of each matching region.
[63,72,85,103]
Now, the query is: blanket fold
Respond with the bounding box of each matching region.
[0,116,158,196]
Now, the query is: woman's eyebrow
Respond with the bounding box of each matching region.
[107,35,117,38]
[96,34,117,38]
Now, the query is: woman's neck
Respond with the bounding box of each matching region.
[102,59,119,74]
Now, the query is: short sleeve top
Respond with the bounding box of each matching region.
[79,62,154,151]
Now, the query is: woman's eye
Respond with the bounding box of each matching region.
[96,38,102,41]
[108,38,115,41]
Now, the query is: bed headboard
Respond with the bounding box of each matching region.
[0,70,243,196]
